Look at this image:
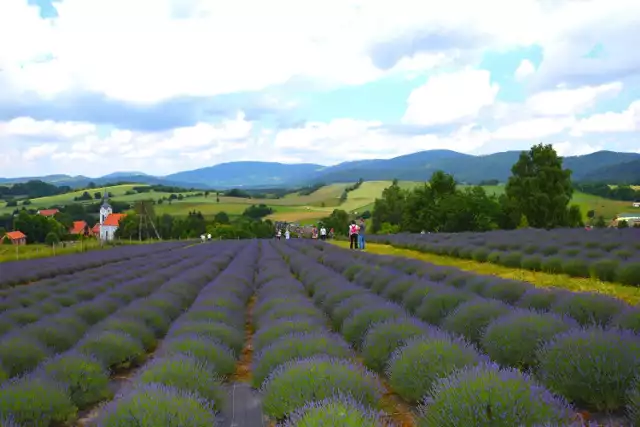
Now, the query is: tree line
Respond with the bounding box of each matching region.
[371,144,588,234]
[574,183,640,202]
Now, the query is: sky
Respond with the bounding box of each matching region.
[0,0,639,178]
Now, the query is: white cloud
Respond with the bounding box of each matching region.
[553,141,604,157]
[526,82,622,116]
[0,0,572,104]
[514,59,535,81]
[273,118,490,164]
[493,117,575,140]
[22,143,59,161]
[571,100,640,135]
[403,69,499,126]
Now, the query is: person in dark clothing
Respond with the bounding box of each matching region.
[348,220,359,250]
[358,218,366,250]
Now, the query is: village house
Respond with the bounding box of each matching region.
[37,209,59,217]
[1,231,27,245]
[69,220,93,237]
[98,194,126,241]
[633,201,640,208]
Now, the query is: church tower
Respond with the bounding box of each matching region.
[99,189,112,225]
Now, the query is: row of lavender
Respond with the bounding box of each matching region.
[250,243,389,425]
[370,229,640,285]
[0,240,189,289]
[287,239,640,424]
[0,241,248,427]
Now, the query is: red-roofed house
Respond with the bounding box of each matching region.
[91,223,100,235]
[2,231,27,245]
[37,209,60,217]
[69,221,92,237]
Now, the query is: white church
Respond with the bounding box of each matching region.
[97,192,126,241]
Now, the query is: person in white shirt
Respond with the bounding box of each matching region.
[285,229,290,240]
[320,226,327,241]
[276,229,282,240]
[207,233,212,241]
[348,221,359,250]
[200,234,206,243]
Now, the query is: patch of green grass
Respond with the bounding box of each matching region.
[329,241,640,305]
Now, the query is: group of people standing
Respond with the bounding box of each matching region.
[348,218,366,250]
[276,225,332,240]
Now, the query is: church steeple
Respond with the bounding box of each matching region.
[99,188,112,225]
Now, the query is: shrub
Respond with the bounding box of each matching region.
[252,332,352,388]
[516,288,563,312]
[415,289,474,325]
[481,310,575,370]
[497,252,522,268]
[520,255,542,271]
[261,357,383,420]
[136,355,224,409]
[169,321,244,355]
[551,292,625,326]
[589,259,619,282]
[253,318,325,352]
[541,257,563,274]
[23,314,88,353]
[341,303,406,348]
[417,364,574,426]
[471,248,489,262]
[321,289,368,313]
[40,352,111,408]
[0,377,77,427]
[441,299,511,344]
[77,331,145,370]
[181,307,243,329]
[95,383,218,426]
[402,282,444,313]
[0,336,51,378]
[281,395,387,427]
[254,296,308,320]
[480,280,531,304]
[260,305,325,325]
[361,317,430,373]
[160,335,236,378]
[561,259,590,278]
[96,317,157,350]
[616,262,640,286]
[388,332,484,403]
[381,278,416,303]
[611,308,640,333]
[332,295,382,330]
[628,380,640,426]
[536,327,640,411]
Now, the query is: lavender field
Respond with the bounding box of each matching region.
[371,228,640,286]
[1,238,640,426]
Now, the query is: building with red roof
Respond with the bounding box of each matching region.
[69,220,93,237]
[97,192,126,241]
[37,209,59,217]
[2,231,27,245]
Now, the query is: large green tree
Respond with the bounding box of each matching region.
[371,179,406,233]
[505,143,576,228]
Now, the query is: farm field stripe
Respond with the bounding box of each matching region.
[277,247,417,426]
[233,294,257,382]
[75,342,162,426]
[330,241,640,305]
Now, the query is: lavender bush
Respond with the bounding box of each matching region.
[361,317,431,373]
[440,298,511,344]
[481,309,576,370]
[159,334,236,378]
[280,395,389,427]
[415,288,475,325]
[95,383,218,427]
[252,331,353,388]
[417,363,575,427]
[387,332,485,403]
[341,302,407,348]
[261,356,384,420]
[0,376,77,427]
[536,327,640,411]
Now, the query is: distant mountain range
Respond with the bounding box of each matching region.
[1,149,639,189]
